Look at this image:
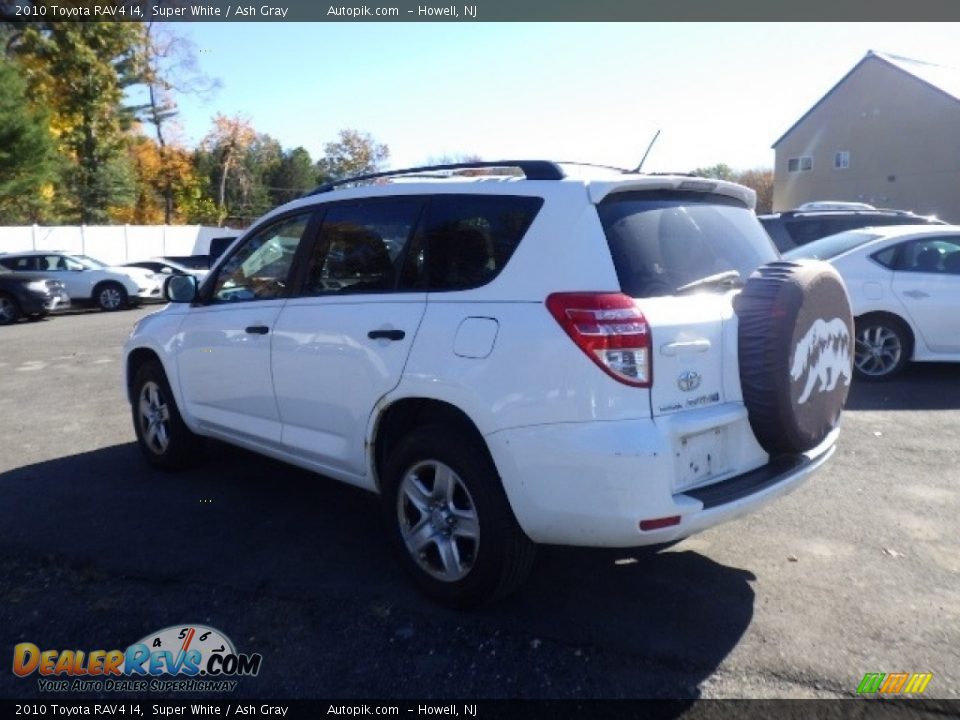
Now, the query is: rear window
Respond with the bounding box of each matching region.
[782,230,881,261]
[597,191,777,298]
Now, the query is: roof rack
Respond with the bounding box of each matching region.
[779,208,918,218]
[306,160,566,196]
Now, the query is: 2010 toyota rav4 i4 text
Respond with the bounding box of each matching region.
[124,160,854,607]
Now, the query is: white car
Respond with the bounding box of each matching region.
[784,225,960,380]
[124,160,852,606]
[0,251,163,310]
[123,258,208,282]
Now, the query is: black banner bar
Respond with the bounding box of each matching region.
[4,0,960,22]
[0,699,958,720]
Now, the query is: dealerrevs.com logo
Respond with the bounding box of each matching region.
[13,625,262,693]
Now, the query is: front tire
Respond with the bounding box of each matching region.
[0,293,21,325]
[131,360,202,470]
[95,282,128,311]
[382,425,535,608]
[854,315,911,381]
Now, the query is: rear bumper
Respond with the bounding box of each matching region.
[21,291,70,315]
[486,406,838,547]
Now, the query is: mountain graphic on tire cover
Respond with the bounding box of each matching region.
[735,260,854,456]
[790,318,853,405]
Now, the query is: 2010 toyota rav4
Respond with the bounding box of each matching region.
[124,161,853,607]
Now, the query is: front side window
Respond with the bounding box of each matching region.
[598,191,778,298]
[211,213,312,303]
[304,198,424,294]
[422,194,543,291]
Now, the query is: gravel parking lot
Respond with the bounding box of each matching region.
[1,307,958,700]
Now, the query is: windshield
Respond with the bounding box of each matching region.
[161,260,190,273]
[597,190,778,298]
[73,254,107,269]
[782,230,880,261]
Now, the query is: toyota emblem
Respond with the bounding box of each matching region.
[678,370,702,392]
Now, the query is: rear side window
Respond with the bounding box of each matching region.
[0,256,37,271]
[598,191,777,298]
[419,194,543,291]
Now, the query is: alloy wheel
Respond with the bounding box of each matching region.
[855,325,902,377]
[397,460,480,582]
[138,381,171,454]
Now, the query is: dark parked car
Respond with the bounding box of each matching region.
[759,207,945,253]
[0,267,70,325]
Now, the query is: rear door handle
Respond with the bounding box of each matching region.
[245,325,270,335]
[902,290,930,299]
[368,329,406,341]
[661,339,711,356]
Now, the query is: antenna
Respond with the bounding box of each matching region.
[632,130,661,173]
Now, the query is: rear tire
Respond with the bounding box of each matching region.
[382,425,536,608]
[0,293,21,325]
[95,282,128,311]
[131,360,203,470]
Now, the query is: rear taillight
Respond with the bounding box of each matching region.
[546,292,651,387]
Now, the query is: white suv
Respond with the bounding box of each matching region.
[124,161,853,607]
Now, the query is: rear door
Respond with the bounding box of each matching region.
[271,197,427,480]
[597,190,779,418]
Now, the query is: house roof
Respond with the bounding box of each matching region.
[772,50,960,149]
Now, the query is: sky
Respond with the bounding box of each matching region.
[153,22,960,174]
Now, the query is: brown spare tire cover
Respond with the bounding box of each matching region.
[735,260,854,456]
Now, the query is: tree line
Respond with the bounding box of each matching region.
[0,19,774,229]
[0,19,389,228]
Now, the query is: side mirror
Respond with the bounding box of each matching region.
[165,274,199,303]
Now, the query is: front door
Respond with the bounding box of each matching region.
[175,212,316,445]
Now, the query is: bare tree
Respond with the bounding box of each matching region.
[134,23,220,222]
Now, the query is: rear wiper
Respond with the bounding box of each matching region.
[674,270,743,295]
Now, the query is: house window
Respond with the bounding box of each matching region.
[787,156,813,173]
[834,151,850,170]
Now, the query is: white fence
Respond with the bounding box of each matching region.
[0,225,240,266]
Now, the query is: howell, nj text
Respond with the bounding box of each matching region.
[412,5,477,17]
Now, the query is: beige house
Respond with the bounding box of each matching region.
[772,50,960,221]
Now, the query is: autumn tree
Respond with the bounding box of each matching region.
[734,168,774,214]
[315,129,389,184]
[111,134,217,225]
[0,54,57,223]
[201,114,257,226]
[10,22,141,223]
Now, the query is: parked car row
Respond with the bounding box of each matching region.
[0,251,208,325]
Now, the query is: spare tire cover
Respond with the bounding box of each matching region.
[735,260,853,455]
